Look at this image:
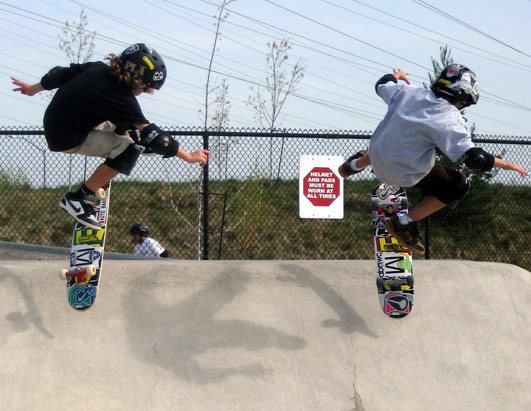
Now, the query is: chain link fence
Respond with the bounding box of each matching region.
[1,126,530,269]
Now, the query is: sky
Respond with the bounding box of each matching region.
[1,0,530,137]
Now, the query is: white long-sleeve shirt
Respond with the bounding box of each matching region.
[134,237,165,257]
[369,81,475,187]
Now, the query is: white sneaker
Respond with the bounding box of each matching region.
[59,191,101,230]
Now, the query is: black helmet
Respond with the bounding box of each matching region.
[119,43,167,90]
[130,222,149,237]
[431,64,480,108]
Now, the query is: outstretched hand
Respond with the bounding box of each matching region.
[392,69,411,85]
[11,77,43,96]
[513,164,529,179]
[189,149,211,167]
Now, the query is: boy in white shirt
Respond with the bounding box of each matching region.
[339,64,528,255]
[130,222,168,258]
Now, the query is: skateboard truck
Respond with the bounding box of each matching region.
[377,275,414,292]
[60,265,96,283]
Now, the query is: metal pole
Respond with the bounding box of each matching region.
[276,135,285,181]
[203,131,210,260]
[217,191,228,260]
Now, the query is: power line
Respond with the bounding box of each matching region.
[156,0,384,107]
[256,0,531,112]
[2,0,529,132]
[197,0,392,72]
[263,0,432,71]
[321,0,531,73]
[412,0,531,59]
[346,0,530,70]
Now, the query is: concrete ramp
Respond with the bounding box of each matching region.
[0,260,529,411]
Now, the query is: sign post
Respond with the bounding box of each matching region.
[299,155,344,219]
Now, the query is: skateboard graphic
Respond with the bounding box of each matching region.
[60,183,110,310]
[371,183,414,318]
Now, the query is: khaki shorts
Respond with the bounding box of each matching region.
[413,164,467,205]
[65,121,133,159]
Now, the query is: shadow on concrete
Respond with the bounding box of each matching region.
[123,265,307,384]
[0,270,54,339]
[278,263,377,338]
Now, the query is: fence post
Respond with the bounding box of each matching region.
[276,132,286,181]
[217,191,228,260]
[203,131,210,260]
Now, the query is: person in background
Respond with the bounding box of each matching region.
[130,222,168,258]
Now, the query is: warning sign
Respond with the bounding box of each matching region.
[299,155,344,219]
[302,167,340,207]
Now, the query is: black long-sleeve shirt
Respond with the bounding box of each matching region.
[41,62,147,151]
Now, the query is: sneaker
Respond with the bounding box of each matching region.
[59,191,101,230]
[384,216,425,255]
[338,150,368,178]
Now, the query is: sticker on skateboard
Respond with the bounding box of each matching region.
[371,183,414,318]
[60,184,110,310]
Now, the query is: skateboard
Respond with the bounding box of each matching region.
[371,183,414,318]
[60,183,111,310]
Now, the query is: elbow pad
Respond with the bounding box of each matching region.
[374,73,397,95]
[139,123,179,158]
[460,147,495,172]
[40,66,66,90]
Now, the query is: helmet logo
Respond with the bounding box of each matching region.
[461,72,472,85]
[143,56,154,70]
[124,44,139,55]
[446,64,460,77]
[153,71,164,81]
[123,61,145,76]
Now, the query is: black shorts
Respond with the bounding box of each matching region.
[413,165,467,204]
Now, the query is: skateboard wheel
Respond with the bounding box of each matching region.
[95,188,105,200]
[86,265,96,276]
[60,269,68,280]
[407,276,414,288]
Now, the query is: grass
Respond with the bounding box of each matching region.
[0,173,529,269]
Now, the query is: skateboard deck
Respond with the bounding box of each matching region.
[371,183,414,318]
[60,183,111,310]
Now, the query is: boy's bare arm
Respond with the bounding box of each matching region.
[12,77,44,96]
[494,157,528,178]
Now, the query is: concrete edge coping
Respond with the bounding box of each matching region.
[0,240,162,261]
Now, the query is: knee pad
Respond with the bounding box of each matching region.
[445,174,470,209]
[104,143,141,176]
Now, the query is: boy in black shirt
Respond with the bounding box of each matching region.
[12,43,210,229]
